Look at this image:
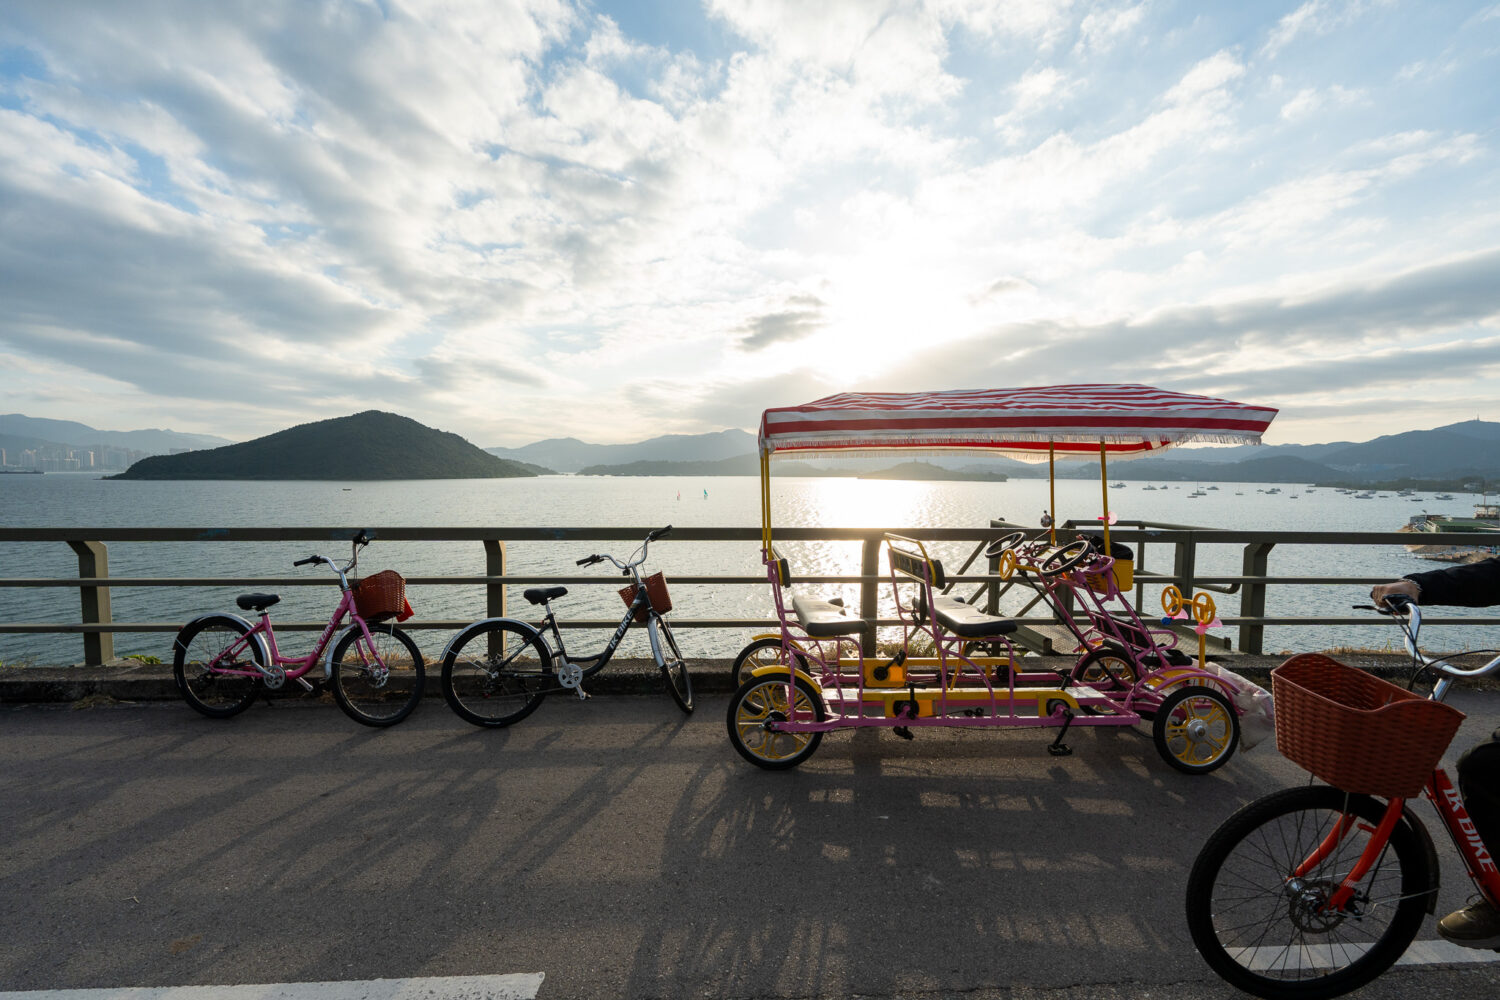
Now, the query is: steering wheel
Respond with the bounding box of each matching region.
[983,531,1027,560]
[1039,539,1093,576]
[1162,585,1216,624]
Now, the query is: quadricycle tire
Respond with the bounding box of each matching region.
[1065,644,1137,715]
[730,636,809,687]
[1185,785,1431,1000]
[726,671,827,770]
[330,623,426,728]
[654,616,694,714]
[172,615,263,718]
[1153,684,1238,774]
[441,620,552,728]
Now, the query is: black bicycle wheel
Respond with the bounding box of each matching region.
[730,636,809,687]
[726,671,827,770]
[330,623,426,728]
[654,616,694,714]
[1185,785,1431,1000]
[1153,685,1239,774]
[441,620,552,728]
[173,615,263,718]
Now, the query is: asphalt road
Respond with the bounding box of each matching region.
[3,690,1500,1000]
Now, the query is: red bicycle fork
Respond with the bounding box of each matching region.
[1291,771,1500,916]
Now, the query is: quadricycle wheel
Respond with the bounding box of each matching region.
[726,671,827,770]
[1153,684,1238,774]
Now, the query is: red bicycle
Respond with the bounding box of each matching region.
[1184,596,1500,998]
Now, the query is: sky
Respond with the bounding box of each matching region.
[1,1,1498,449]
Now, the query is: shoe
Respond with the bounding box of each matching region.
[1437,897,1500,949]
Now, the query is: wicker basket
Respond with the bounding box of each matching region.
[354,570,407,622]
[1272,653,1465,798]
[620,571,672,623]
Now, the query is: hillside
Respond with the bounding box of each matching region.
[110,411,545,480]
[490,428,756,473]
[0,414,232,452]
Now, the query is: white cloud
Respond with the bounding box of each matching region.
[1075,2,1147,54]
[0,0,1495,445]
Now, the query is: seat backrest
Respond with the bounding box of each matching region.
[886,544,946,590]
[772,557,791,587]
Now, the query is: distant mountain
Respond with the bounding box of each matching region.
[488,428,757,474]
[858,461,1008,482]
[0,414,232,453]
[579,454,762,476]
[110,411,545,480]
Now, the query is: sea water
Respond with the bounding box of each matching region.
[1,472,1494,665]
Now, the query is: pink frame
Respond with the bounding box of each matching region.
[205,588,388,682]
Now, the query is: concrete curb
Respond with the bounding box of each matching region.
[0,651,1446,705]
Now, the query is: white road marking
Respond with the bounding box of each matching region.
[1228,939,1500,971]
[0,974,544,1000]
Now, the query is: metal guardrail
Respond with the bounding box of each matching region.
[3,524,1500,665]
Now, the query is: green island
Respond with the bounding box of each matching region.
[108,411,548,480]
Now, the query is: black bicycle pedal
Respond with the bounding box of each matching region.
[893,726,914,741]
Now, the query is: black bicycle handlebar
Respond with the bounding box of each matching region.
[647,525,672,542]
[576,554,603,566]
[293,555,321,567]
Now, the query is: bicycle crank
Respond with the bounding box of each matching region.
[555,661,590,700]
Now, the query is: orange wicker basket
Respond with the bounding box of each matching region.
[1272,653,1465,798]
[354,570,407,622]
[620,571,672,623]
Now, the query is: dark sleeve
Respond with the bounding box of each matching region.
[1404,557,1500,607]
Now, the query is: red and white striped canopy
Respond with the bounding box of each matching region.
[759,384,1277,461]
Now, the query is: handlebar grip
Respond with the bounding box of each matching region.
[576,555,601,566]
[293,556,319,567]
[648,525,673,541]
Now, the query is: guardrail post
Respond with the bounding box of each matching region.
[66,540,113,665]
[860,534,880,656]
[1239,541,1275,655]
[484,539,507,656]
[1174,533,1197,598]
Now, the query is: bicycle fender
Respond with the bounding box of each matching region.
[438,617,546,665]
[175,611,270,668]
[747,632,814,658]
[324,621,366,680]
[747,664,821,690]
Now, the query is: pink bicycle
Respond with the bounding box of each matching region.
[1185,596,1500,998]
[171,530,425,727]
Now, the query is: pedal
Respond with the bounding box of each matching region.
[296,676,317,692]
[574,686,591,701]
[893,726,914,741]
[1047,704,1075,756]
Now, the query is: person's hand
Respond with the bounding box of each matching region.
[1370,579,1419,608]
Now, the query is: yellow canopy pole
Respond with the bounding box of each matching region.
[1099,440,1111,550]
[760,448,772,559]
[1048,441,1057,545]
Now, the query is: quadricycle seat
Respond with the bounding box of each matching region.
[887,539,1016,639]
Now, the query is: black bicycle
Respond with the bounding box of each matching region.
[440,526,693,727]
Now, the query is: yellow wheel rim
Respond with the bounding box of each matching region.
[733,678,818,763]
[1162,693,1233,768]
